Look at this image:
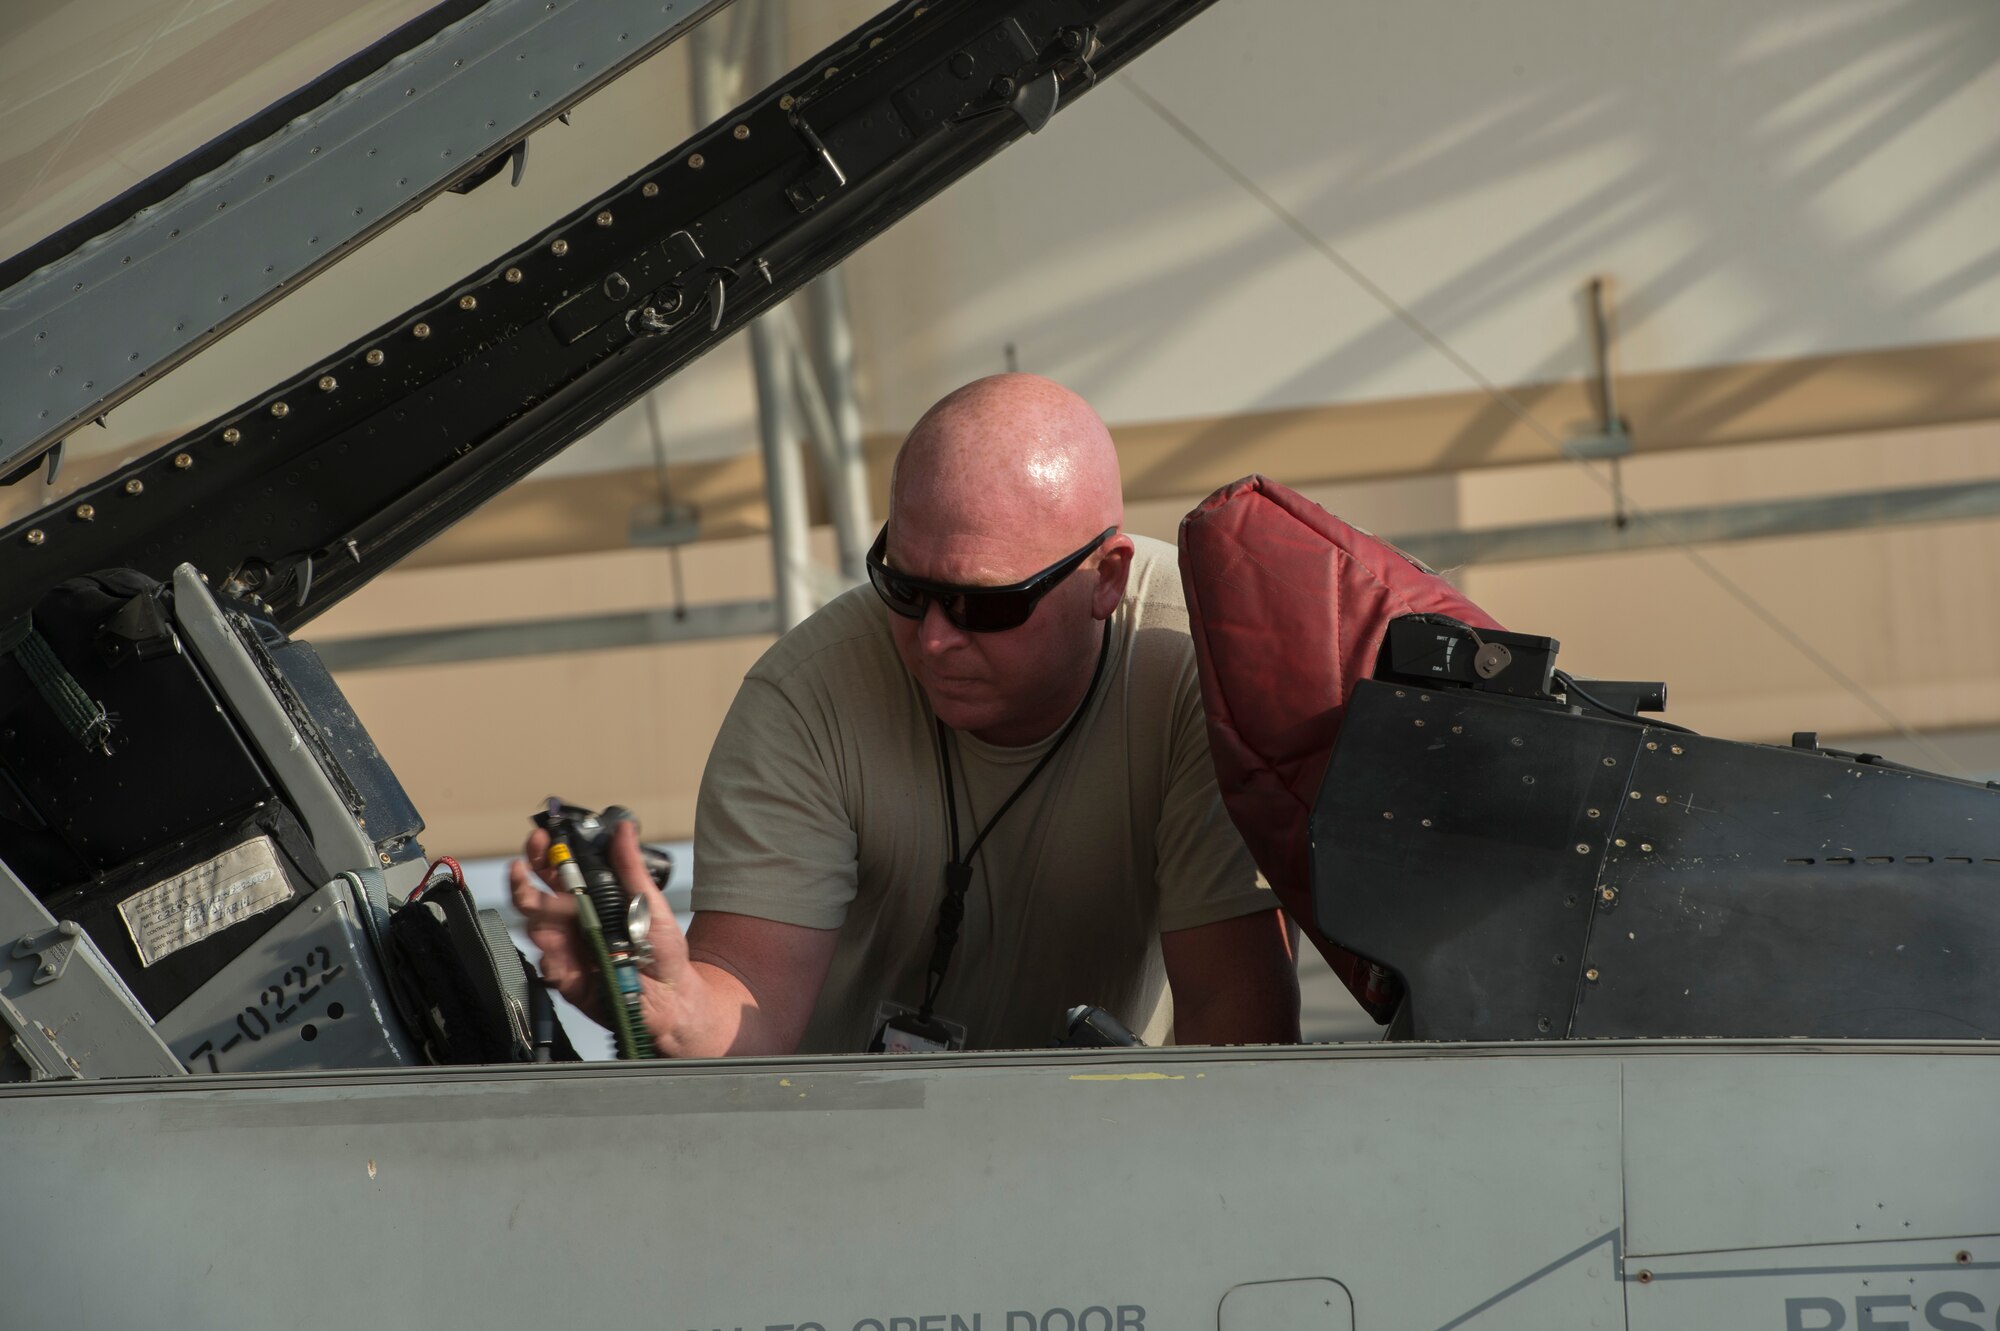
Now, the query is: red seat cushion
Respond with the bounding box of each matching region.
[1179,475,1504,1021]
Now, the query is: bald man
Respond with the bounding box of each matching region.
[513,374,1299,1055]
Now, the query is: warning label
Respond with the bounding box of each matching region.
[118,836,294,967]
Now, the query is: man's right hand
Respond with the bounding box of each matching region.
[508,821,841,1058]
[509,820,690,1035]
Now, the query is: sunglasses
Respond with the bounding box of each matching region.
[867,525,1117,632]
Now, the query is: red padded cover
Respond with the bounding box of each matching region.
[1179,475,1503,1020]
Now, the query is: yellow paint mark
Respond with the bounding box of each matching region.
[366,1159,377,1180]
[1068,1072,1185,1082]
[778,1078,792,1087]
[1195,1072,1206,1079]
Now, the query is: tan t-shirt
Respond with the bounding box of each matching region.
[691,535,1270,1053]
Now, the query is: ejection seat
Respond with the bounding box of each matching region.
[1178,476,1503,1027]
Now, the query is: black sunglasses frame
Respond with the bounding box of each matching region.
[867,525,1118,632]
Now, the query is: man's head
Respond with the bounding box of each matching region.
[881,373,1133,746]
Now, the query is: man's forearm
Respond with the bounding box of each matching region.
[1172,982,1301,1046]
[640,956,798,1059]
[1161,909,1302,1046]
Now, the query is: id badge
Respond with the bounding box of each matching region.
[869,1000,967,1054]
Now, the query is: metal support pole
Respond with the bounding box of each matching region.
[750,318,817,629]
[1568,276,1634,530]
[692,0,815,629]
[808,271,874,582]
[776,310,843,483]
[776,307,869,588]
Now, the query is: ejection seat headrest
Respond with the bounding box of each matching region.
[1178,475,1504,1021]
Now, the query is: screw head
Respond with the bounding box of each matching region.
[1636,1270,1653,1285]
[222,426,242,443]
[1382,811,1394,820]
[1640,843,1654,853]
[1602,757,1617,767]
[1576,843,1591,855]
[458,295,478,311]
[125,478,144,495]
[270,401,289,418]
[74,504,95,521]
[641,182,659,198]
[732,124,750,140]
[1647,741,1659,751]
[173,452,192,470]
[1671,745,1685,755]
[318,375,337,391]
[550,239,569,256]
[1585,967,1601,982]
[1601,886,1617,902]
[779,94,795,111]
[504,268,523,283]
[25,529,45,546]
[413,323,431,339]
[595,211,613,227]
[365,349,385,366]
[379,852,392,867]
[1587,808,1601,818]
[687,152,705,169]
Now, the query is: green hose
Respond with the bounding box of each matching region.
[574,895,644,1060]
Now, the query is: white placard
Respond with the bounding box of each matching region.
[117,836,295,967]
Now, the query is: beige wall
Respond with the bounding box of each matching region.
[316,532,806,857]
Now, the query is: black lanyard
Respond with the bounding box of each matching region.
[920,616,1114,1022]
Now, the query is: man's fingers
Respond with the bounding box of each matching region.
[521,827,563,893]
[528,930,580,986]
[608,820,657,898]
[507,857,539,913]
[608,821,688,978]
[509,856,577,922]
[516,891,600,1015]
[510,838,618,1028]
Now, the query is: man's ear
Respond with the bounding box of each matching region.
[1091,535,1135,620]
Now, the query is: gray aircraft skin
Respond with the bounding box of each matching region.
[5,1041,1996,1331]
[1,3,1996,1329]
